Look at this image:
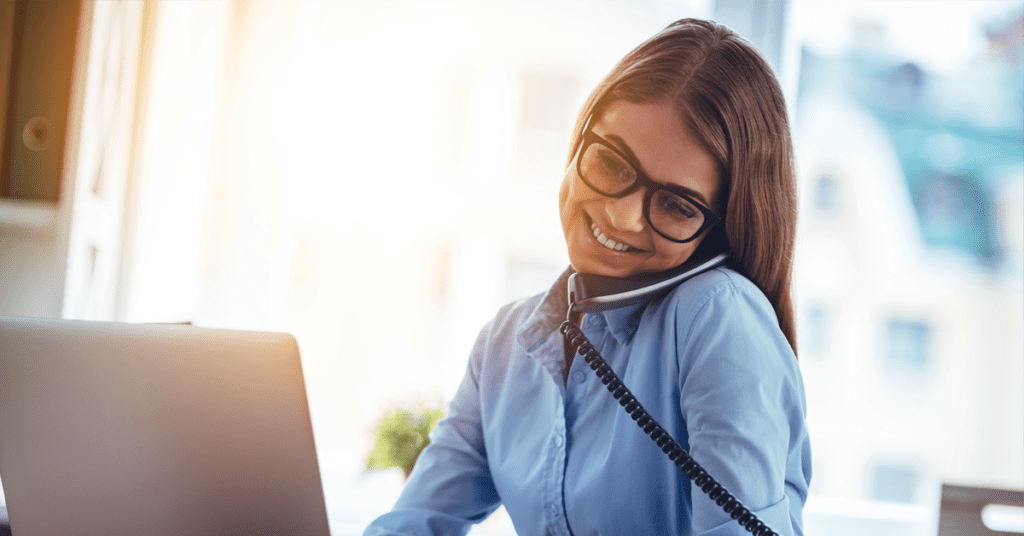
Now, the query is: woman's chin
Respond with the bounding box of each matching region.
[570,249,647,278]
[570,242,695,278]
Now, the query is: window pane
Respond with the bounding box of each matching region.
[871,464,919,503]
[803,305,829,358]
[885,319,930,368]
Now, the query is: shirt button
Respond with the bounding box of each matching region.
[573,371,586,383]
[587,315,602,328]
[547,503,558,517]
[554,435,563,447]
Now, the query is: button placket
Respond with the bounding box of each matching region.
[544,394,568,533]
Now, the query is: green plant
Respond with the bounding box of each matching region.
[366,406,444,477]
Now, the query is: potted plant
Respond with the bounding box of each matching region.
[366,405,444,479]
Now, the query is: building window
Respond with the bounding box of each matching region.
[812,174,841,215]
[803,304,829,359]
[870,463,919,503]
[515,69,578,181]
[885,319,931,369]
[914,172,997,262]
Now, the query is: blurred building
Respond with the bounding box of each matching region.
[792,8,1023,527]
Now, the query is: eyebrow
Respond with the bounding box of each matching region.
[601,132,715,209]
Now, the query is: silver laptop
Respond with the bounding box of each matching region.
[0,317,330,535]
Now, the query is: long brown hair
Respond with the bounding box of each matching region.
[568,19,798,354]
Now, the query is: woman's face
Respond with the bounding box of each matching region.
[559,100,721,277]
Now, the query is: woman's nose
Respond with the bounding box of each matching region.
[604,190,645,233]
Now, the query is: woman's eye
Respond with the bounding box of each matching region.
[597,148,634,182]
[659,194,698,219]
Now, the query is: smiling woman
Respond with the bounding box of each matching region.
[365,18,808,536]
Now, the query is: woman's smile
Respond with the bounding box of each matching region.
[587,214,643,253]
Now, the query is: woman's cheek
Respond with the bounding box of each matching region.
[559,169,581,227]
[558,175,570,211]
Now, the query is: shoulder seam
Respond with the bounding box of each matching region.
[678,273,743,354]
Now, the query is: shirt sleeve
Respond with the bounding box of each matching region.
[676,278,807,536]
[364,322,502,536]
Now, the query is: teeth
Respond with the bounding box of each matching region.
[591,222,631,252]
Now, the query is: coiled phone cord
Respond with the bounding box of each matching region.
[560,320,779,536]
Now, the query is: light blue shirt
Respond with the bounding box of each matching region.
[366,267,811,535]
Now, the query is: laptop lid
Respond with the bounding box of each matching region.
[0,317,330,535]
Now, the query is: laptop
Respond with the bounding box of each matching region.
[0,317,330,535]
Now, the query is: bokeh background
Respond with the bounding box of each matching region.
[1,1,1021,534]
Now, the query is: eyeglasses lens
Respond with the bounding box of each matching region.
[580,140,706,242]
[649,189,705,242]
[580,143,636,195]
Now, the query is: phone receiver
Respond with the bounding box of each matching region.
[567,252,728,314]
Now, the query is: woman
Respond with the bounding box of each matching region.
[367,18,810,536]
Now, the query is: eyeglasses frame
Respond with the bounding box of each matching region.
[576,127,723,244]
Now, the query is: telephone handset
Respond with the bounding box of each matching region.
[567,252,729,314]
[560,251,780,536]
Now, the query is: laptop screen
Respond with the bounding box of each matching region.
[0,317,330,535]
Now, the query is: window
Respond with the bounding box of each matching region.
[803,304,830,359]
[914,172,997,262]
[885,319,931,369]
[870,463,919,503]
[812,174,841,215]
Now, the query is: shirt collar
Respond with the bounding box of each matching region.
[600,299,646,344]
[516,266,648,352]
[516,266,573,353]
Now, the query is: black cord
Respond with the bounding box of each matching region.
[560,320,779,536]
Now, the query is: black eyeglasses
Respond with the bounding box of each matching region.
[576,128,723,243]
